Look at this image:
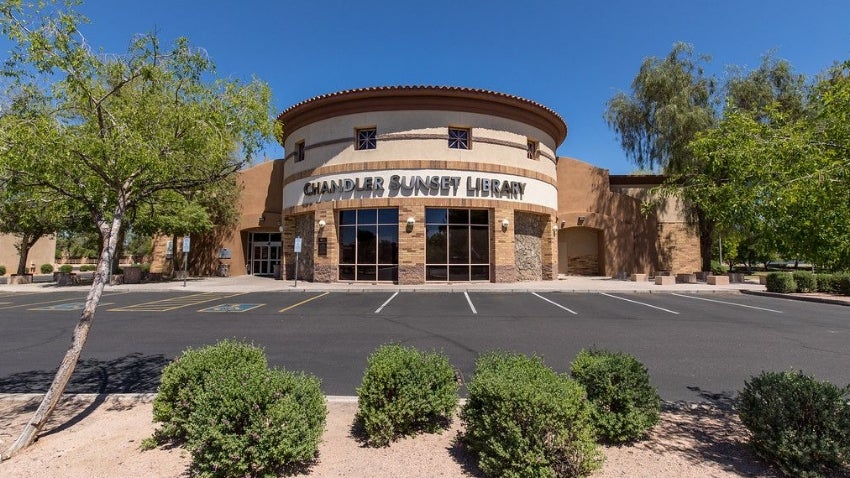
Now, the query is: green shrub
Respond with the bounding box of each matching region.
[355,344,458,447]
[766,272,796,293]
[79,264,96,272]
[58,264,74,273]
[738,370,850,478]
[462,352,602,478]
[792,271,817,293]
[40,263,54,274]
[186,366,326,478]
[0,265,5,276]
[815,273,837,293]
[710,260,728,276]
[835,272,850,296]
[570,349,660,443]
[151,339,268,443]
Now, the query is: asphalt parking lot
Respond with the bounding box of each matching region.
[1,290,848,402]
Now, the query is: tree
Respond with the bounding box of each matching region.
[605,42,717,270]
[0,177,78,274]
[0,0,273,458]
[682,56,850,271]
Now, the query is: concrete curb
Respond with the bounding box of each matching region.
[741,289,850,307]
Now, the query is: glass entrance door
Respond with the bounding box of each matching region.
[248,233,281,276]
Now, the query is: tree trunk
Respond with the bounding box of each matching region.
[696,207,714,272]
[15,233,39,275]
[2,205,124,460]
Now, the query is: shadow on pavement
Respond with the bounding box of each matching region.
[0,353,170,393]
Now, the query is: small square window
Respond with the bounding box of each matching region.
[356,128,377,150]
[294,140,305,162]
[527,139,539,160]
[448,128,470,149]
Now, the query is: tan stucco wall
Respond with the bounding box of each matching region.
[282,111,557,181]
[0,234,57,274]
[555,157,657,276]
[149,160,285,277]
[610,183,701,273]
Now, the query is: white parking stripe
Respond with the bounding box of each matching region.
[374,292,399,314]
[600,293,679,315]
[532,292,578,315]
[464,291,478,314]
[671,293,783,313]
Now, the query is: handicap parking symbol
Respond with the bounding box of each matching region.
[200,303,264,313]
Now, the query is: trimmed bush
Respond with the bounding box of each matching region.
[836,272,850,296]
[151,339,268,443]
[792,271,816,293]
[570,349,660,443]
[0,265,5,276]
[766,272,796,293]
[58,264,74,273]
[79,264,96,272]
[815,273,837,293]
[40,263,54,274]
[462,352,602,478]
[711,260,728,276]
[738,370,850,478]
[355,344,458,447]
[186,366,327,478]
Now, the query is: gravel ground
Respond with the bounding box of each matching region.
[1,394,847,478]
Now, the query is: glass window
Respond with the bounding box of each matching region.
[339,226,356,264]
[358,208,377,224]
[295,140,305,162]
[426,208,447,224]
[426,225,447,264]
[470,209,488,225]
[448,225,469,264]
[357,225,377,263]
[448,128,470,149]
[425,208,489,281]
[527,139,539,160]
[448,209,468,224]
[378,225,398,264]
[470,225,489,263]
[339,210,357,225]
[338,208,398,282]
[378,208,398,224]
[356,128,377,150]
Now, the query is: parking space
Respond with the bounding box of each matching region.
[2,289,849,401]
[108,292,245,312]
[0,292,98,310]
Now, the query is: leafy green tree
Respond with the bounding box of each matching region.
[684,57,850,271]
[0,177,79,274]
[605,43,718,270]
[0,0,273,458]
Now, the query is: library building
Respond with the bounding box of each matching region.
[150,86,700,284]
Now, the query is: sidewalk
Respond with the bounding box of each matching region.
[2,274,768,294]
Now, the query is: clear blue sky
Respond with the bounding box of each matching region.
[5,0,849,173]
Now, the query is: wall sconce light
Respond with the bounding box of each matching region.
[407,217,416,226]
[258,215,265,225]
[318,219,326,229]
[577,216,586,226]
[501,218,510,229]
[560,220,566,228]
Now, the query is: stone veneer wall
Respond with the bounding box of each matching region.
[514,212,546,281]
[286,213,315,281]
